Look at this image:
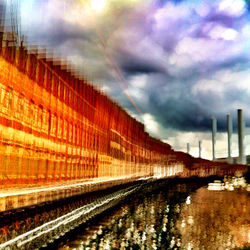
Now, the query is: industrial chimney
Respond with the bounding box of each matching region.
[237,109,246,164]
[211,117,217,161]
[227,114,233,164]
[187,143,190,154]
[199,141,202,158]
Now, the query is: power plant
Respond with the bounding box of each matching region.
[209,109,248,164]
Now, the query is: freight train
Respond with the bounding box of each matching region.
[0,38,248,190]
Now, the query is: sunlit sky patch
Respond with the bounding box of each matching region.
[16,0,250,159]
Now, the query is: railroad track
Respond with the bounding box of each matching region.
[0,183,142,249]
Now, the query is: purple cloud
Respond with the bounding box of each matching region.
[20,0,250,137]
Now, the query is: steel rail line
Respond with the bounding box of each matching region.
[0,184,140,249]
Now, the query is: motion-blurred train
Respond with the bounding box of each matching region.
[0,38,247,189]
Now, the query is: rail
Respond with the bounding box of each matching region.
[0,183,141,249]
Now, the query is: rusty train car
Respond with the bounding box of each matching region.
[0,38,248,190]
[0,41,184,189]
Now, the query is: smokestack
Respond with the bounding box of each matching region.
[211,117,217,161]
[237,109,246,164]
[187,143,190,154]
[227,114,233,164]
[199,141,202,158]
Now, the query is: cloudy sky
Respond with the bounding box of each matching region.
[17,0,250,159]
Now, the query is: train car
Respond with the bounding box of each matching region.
[0,38,248,191]
[0,41,178,189]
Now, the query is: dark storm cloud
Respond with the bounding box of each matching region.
[115,54,250,132]
[149,93,210,131]
[113,2,250,133]
[21,0,250,137]
[148,79,211,131]
[212,56,249,70]
[117,50,166,75]
[205,10,242,27]
[122,62,163,74]
[27,18,93,47]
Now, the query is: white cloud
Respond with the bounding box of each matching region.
[154,2,191,29]
[196,2,210,17]
[192,79,225,98]
[128,87,144,101]
[209,26,238,41]
[127,75,149,102]
[129,74,147,88]
[242,24,250,38]
[218,0,246,16]
[192,69,250,98]
[142,113,160,136]
[175,37,222,64]
[100,84,111,93]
